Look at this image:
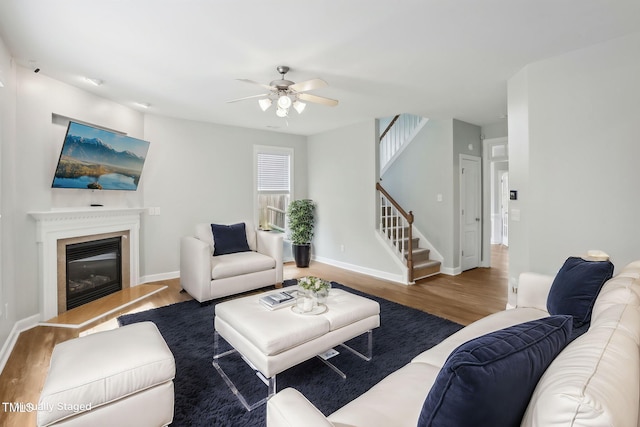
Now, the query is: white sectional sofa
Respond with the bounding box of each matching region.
[268,260,640,427]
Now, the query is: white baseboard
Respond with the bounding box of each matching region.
[312,255,406,285]
[440,266,461,276]
[0,313,40,374]
[139,270,179,285]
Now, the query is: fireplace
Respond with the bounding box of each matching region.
[65,237,122,310]
[30,207,144,321]
[56,230,131,314]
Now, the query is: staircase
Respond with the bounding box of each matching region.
[405,241,442,280]
[380,113,428,174]
[377,183,441,283]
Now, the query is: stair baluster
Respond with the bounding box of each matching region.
[377,183,414,282]
[379,113,428,173]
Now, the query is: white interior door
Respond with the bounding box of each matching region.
[461,155,481,271]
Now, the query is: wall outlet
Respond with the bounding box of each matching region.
[340,244,345,252]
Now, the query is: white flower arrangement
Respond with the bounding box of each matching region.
[297,276,331,292]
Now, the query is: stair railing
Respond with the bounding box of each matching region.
[376,182,414,282]
[379,113,425,172]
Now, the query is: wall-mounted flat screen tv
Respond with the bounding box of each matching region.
[52,121,150,191]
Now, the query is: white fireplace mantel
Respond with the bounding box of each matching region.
[29,207,145,321]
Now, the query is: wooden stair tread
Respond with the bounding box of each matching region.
[407,247,430,256]
[413,260,441,279]
[413,259,441,268]
[380,214,442,280]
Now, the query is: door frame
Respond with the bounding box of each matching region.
[500,170,509,246]
[459,154,482,271]
[482,137,508,268]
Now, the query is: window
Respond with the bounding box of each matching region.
[255,146,292,232]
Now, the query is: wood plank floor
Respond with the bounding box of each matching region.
[0,245,507,427]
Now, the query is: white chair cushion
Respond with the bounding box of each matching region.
[37,322,175,427]
[211,251,275,280]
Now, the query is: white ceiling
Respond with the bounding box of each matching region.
[1,0,639,136]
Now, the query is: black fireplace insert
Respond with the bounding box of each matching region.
[66,237,122,310]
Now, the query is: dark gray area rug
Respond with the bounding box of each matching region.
[118,281,463,426]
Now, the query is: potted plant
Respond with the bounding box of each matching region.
[287,199,315,267]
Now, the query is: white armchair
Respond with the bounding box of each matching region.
[180,221,283,303]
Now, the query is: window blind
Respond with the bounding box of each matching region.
[257,152,290,192]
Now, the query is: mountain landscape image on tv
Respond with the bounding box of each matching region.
[52,122,150,191]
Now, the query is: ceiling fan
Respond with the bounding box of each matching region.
[227,66,338,117]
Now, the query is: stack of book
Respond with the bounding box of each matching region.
[260,291,296,310]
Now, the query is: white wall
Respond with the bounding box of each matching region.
[307,120,401,281]
[0,34,17,348]
[508,33,640,303]
[9,68,145,322]
[481,121,508,139]
[141,115,307,279]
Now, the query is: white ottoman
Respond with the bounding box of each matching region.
[214,288,380,410]
[37,322,175,427]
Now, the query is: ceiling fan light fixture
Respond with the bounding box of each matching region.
[230,66,338,119]
[258,98,272,111]
[277,94,292,109]
[293,100,306,114]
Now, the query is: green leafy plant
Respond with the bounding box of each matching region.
[297,276,330,292]
[287,199,315,245]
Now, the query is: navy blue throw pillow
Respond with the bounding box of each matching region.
[417,315,572,427]
[211,223,251,256]
[547,257,614,328]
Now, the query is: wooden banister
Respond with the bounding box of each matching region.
[376,183,413,224]
[379,114,400,142]
[376,182,414,282]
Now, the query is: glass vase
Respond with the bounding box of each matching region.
[296,289,317,313]
[315,287,329,305]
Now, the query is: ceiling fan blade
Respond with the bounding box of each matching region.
[236,79,275,91]
[226,93,269,103]
[289,78,327,93]
[298,93,339,107]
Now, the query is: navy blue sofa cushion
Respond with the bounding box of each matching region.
[417,315,573,427]
[547,256,614,328]
[211,223,251,256]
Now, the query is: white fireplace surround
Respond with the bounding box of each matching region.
[29,207,145,321]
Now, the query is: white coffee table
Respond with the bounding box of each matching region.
[213,287,380,410]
